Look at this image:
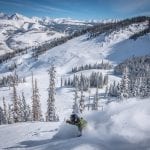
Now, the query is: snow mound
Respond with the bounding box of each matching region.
[85,98,150,147]
[53,123,79,139]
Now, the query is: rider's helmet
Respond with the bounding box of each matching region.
[70,114,79,123]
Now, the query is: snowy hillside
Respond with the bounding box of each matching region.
[0,15,150,150]
[0,12,93,56]
[0,20,149,74]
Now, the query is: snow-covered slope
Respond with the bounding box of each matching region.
[0,12,93,55]
[0,98,150,150]
[108,34,150,63]
[0,15,150,150]
[0,19,149,103]
[0,20,149,73]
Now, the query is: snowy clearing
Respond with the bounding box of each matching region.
[0,98,150,150]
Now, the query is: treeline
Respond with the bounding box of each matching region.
[107,55,150,99]
[87,16,150,39]
[130,20,150,40]
[0,92,32,125]
[0,66,59,125]
[34,17,150,58]
[71,61,113,73]
[0,72,26,87]
[0,47,29,64]
[1,16,149,64]
[114,55,150,77]
[63,72,108,91]
[72,81,102,114]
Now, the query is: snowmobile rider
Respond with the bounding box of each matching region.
[66,114,87,136]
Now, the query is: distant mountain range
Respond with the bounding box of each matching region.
[0,12,119,56]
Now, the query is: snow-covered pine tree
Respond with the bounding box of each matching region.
[3,97,8,124]
[129,78,136,97]
[12,83,20,123]
[99,73,103,88]
[19,92,31,122]
[33,79,43,121]
[87,80,91,111]
[130,77,141,98]
[116,83,122,101]
[104,86,108,98]
[0,106,6,125]
[146,77,150,97]
[112,81,118,96]
[18,95,24,122]
[120,66,130,99]
[8,104,14,124]
[103,74,108,85]
[21,92,32,122]
[79,82,85,113]
[108,84,113,97]
[46,65,59,122]
[72,79,79,114]
[21,92,29,122]
[140,77,147,98]
[31,72,43,121]
[93,87,99,110]
[31,72,35,121]
[26,105,32,121]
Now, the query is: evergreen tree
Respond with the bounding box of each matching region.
[104,86,108,98]
[31,73,43,121]
[3,97,8,124]
[146,77,150,97]
[12,84,20,122]
[0,106,6,125]
[26,105,32,121]
[93,87,99,110]
[34,79,43,121]
[103,75,109,85]
[18,95,23,122]
[21,92,29,121]
[79,83,85,113]
[114,55,150,99]
[72,79,79,114]
[31,72,35,120]
[8,104,14,124]
[98,73,103,88]
[46,65,59,122]
[87,81,91,111]
[116,83,122,100]
[140,77,147,98]
[120,67,130,99]
[108,84,113,97]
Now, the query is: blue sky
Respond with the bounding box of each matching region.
[0,0,149,19]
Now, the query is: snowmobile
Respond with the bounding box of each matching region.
[66,114,87,137]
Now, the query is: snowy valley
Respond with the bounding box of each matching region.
[0,14,150,150]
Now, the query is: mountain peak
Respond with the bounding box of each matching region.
[9,13,33,22]
[10,13,26,20]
